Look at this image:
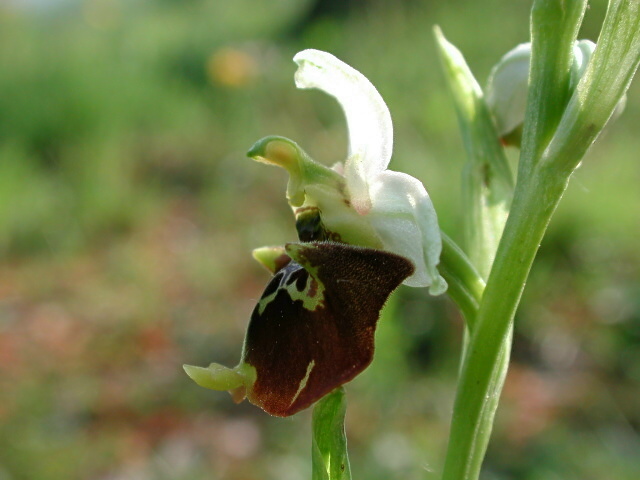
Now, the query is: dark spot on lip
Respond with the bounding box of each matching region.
[295,271,308,292]
[262,271,284,298]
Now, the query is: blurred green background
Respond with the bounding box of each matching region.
[1,0,639,479]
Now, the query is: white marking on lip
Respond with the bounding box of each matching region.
[289,360,315,407]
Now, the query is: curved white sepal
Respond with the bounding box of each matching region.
[293,49,393,213]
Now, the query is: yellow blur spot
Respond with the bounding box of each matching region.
[208,47,258,88]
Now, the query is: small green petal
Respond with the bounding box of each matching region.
[247,136,344,207]
[183,362,255,392]
[252,245,290,273]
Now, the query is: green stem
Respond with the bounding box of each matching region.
[543,0,640,174]
[519,0,588,177]
[312,387,352,480]
[440,3,593,478]
[439,233,486,329]
[441,167,569,480]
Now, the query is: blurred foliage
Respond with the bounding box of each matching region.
[0,0,638,479]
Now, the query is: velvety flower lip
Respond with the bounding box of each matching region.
[184,241,414,417]
[251,49,447,293]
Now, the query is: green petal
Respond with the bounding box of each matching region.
[183,363,255,397]
[247,136,344,208]
[252,245,290,273]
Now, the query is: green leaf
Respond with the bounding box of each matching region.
[520,0,588,175]
[312,388,352,480]
[544,0,640,173]
[434,27,513,279]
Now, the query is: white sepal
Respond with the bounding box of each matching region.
[368,170,446,292]
[294,49,393,213]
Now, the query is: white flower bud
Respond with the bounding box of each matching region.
[485,40,607,142]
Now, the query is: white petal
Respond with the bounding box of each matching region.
[367,170,446,293]
[293,49,393,213]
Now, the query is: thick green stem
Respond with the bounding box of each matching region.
[441,167,568,480]
[519,0,588,176]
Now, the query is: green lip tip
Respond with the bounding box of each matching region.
[183,363,245,391]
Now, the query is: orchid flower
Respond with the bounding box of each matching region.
[249,49,446,294]
[184,50,446,417]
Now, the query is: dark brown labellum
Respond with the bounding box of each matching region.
[241,241,414,416]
